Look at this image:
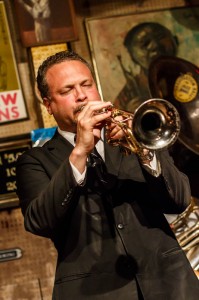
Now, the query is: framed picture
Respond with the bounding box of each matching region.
[30,43,68,128]
[0,134,31,210]
[0,1,28,125]
[85,6,199,112]
[14,0,78,47]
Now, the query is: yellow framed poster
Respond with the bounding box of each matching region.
[0,1,28,125]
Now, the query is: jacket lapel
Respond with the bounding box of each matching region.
[46,130,123,175]
[45,131,74,161]
[104,141,123,176]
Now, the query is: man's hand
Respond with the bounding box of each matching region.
[70,101,112,173]
[105,112,133,146]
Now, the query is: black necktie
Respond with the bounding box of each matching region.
[74,135,106,182]
[90,147,104,165]
[89,147,108,185]
[90,148,116,237]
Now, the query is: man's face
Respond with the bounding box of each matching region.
[128,25,176,70]
[43,60,101,132]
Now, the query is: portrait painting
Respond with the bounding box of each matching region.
[14,0,78,47]
[85,6,199,113]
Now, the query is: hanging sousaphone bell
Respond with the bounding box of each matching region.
[148,55,199,277]
[148,55,199,155]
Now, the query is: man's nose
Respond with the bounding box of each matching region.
[75,86,87,101]
[146,40,157,50]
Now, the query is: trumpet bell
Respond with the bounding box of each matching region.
[132,98,181,150]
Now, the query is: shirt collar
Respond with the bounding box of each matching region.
[58,128,76,146]
[57,127,105,160]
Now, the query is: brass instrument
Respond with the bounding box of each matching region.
[170,197,199,278]
[106,98,180,156]
[148,57,199,278]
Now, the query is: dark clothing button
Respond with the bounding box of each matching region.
[117,223,124,229]
[115,255,138,279]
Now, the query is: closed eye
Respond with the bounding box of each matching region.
[60,87,73,95]
[81,81,93,88]
[60,91,70,96]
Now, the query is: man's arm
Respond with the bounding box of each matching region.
[16,149,81,238]
[140,149,191,214]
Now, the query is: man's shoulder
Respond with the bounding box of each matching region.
[17,146,47,164]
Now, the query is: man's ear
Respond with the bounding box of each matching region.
[43,98,53,115]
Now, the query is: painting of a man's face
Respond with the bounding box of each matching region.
[125,23,178,70]
[85,7,199,105]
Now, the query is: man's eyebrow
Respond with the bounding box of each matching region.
[58,79,93,91]
[81,78,92,84]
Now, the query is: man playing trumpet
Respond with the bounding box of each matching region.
[16,50,199,299]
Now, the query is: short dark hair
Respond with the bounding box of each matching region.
[36,50,95,99]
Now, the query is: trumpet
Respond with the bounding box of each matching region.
[104,98,181,156]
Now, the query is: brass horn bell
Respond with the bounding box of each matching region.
[107,98,181,156]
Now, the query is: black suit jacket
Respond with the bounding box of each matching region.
[16,131,199,299]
